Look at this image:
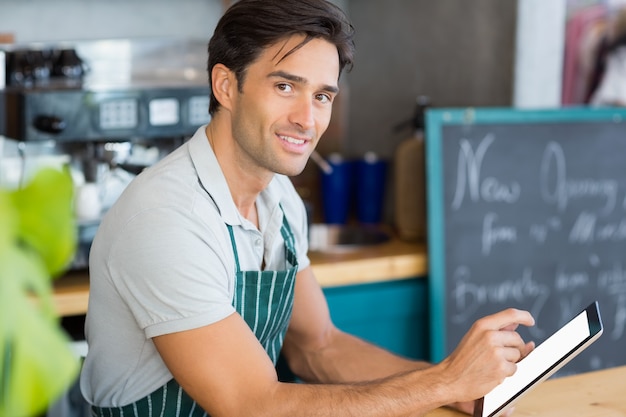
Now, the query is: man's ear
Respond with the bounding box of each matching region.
[211,63,236,111]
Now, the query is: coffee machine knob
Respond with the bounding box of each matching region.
[33,115,67,134]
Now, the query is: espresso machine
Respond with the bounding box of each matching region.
[1,38,212,269]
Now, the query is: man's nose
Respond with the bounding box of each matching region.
[290,97,316,130]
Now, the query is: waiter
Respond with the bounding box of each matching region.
[80,0,535,415]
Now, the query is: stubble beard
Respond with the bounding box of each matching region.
[232,125,311,178]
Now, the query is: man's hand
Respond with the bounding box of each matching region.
[439,308,535,405]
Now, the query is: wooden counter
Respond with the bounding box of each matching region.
[51,271,91,317]
[310,239,427,287]
[52,238,427,317]
[426,365,626,417]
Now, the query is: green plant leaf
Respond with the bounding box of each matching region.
[0,190,17,413]
[0,167,79,417]
[0,190,20,355]
[0,248,79,416]
[0,190,17,263]
[11,168,77,277]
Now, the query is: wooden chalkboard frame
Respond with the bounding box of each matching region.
[425,106,626,363]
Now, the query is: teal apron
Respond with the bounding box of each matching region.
[92,213,298,417]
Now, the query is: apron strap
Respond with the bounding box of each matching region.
[226,224,242,272]
[227,204,295,272]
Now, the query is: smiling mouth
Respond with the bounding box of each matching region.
[279,134,306,145]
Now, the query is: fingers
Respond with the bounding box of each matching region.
[480,308,535,331]
[500,323,520,332]
[484,310,536,366]
[520,340,535,361]
[498,328,531,359]
[441,309,536,402]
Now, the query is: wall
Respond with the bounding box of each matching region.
[1,0,515,158]
[514,0,567,108]
[1,0,519,221]
[0,0,221,43]
[0,0,348,43]
[344,0,518,160]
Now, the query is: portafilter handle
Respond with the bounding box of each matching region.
[33,115,66,134]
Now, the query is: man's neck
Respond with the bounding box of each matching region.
[205,121,269,228]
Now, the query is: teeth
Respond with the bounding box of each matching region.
[280,135,305,145]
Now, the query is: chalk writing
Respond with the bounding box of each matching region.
[569,212,626,243]
[569,212,596,243]
[451,134,521,210]
[612,295,626,340]
[555,267,589,291]
[529,217,561,244]
[482,212,517,255]
[450,266,550,337]
[540,142,618,215]
[596,219,626,242]
[435,111,626,374]
[597,260,626,340]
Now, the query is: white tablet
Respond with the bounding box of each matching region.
[473,301,603,417]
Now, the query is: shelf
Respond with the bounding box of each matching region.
[52,238,427,317]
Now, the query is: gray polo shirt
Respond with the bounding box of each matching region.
[80,126,310,407]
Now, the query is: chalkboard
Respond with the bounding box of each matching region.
[426,107,626,376]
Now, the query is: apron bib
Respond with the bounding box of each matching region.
[92,213,298,417]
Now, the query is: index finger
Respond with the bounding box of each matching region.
[484,308,535,330]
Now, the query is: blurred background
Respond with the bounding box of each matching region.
[2,1,626,415]
[2,0,626,225]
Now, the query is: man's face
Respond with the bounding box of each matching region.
[229,35,340,177]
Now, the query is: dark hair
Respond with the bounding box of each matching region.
[207,0,355,115]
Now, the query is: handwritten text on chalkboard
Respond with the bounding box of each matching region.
[428,111,626,374]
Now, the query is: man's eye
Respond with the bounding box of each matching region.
[316,93,332,104]
[277,83,293,93]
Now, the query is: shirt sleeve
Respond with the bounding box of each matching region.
[107,204,236,339]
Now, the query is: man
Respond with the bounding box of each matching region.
[80,0,535,415]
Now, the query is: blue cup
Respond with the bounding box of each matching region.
[355,153,387,224]
[320,155,354,224]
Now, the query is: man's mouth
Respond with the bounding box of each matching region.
[279,134,306,145]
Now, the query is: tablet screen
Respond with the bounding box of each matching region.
[474,301,603,417]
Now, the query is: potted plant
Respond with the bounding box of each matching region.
[0,167,80,417]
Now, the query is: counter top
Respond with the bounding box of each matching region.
[426,365,626,417]
[52,238,427,317]
[310,239,427,287]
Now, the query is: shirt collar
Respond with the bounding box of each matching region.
[187,126,282,228]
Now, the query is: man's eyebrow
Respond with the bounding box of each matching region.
[268,70,339,94]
